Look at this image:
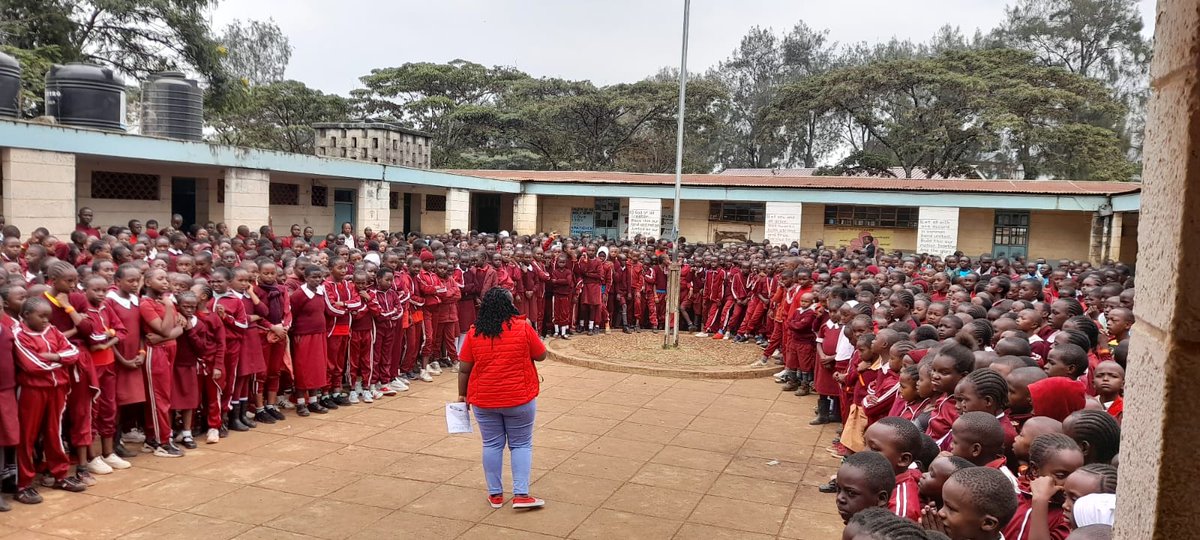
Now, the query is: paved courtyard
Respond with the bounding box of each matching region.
[0,359,845,540]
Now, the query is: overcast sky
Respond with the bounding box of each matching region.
[209,0,1158,97]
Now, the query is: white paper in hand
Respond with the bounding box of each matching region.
[446,402,472,434]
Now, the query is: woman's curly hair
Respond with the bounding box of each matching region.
[474,287,519,338]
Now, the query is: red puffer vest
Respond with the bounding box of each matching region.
[464,317,541,409]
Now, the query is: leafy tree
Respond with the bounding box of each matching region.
[209,80,350,153]
[708,22,838,169]
[777,48,1135,181]
[353,60,528,167]
[995,0,1151,163]
[218,19,291,87]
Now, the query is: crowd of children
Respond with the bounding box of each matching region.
[775,252,1130,539]
[0,210,1129,540]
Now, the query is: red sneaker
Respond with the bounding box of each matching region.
[511,495,545,509]
[488,494,505,509]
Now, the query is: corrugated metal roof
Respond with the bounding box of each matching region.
[443,169,1141,196]
[719,167,959,179]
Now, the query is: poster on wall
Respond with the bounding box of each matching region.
[570,207,595,236]
[917,206,960,257]
[826,227,896,251]
[661,208,675,240]
[764,202,803,246]
[627,197,662,239]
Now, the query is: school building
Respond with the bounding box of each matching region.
[0,118,1139,264]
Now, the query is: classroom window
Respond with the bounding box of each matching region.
[425,194,447,212]
[269,182,300,206]
[90,171,160,200]
[708,202,765,223]
[216,178,224,203]
[824,205,918,228]
[389,191,400,210]
[993,211,1030,246]
[311,185,328,207]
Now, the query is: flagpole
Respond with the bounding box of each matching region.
[666,0,689,349]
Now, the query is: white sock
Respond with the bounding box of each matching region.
[297,397,306,405]
[181,430,192,438]
[588,321,595,329]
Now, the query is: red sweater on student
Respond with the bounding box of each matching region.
[14,323,79,388]
[889,469,922,522]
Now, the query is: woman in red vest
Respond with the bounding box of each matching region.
[457,287,546,510]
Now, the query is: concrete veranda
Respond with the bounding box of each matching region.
[0,359,846,539]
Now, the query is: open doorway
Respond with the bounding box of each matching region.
[171,177,196,232]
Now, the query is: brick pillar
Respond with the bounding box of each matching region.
[223,168,269,229]
[513,193,538,236]
[1116,1,1200,538]
[445,188,470,233]
[1,149,76,237]
[356,180,389,234]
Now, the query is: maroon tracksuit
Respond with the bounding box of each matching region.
[14,323,79,489]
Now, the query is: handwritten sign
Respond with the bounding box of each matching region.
[570,208,594,236]
[627,198,662,240]
[917,206,960,257]
[764,202,803,246]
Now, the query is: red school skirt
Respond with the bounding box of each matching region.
[291,333,328,391]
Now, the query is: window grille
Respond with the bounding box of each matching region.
[90,171,160,200]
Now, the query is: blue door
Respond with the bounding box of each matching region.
[333,189,356,236]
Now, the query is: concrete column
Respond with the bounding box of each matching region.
[1088,212,1107,264]
[445,188,470,233]
[1107,212,1123,263]
[356,179,389,234]
[1,149,75,236]
[1116,2,1200,538]
[223,168,270,229]
[513,193,538,235]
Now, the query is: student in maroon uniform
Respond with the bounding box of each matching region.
[254,260,290,423]
[233,266,268,428]
[348,270,379,404]
[41,261,99,484]
[417,252,445,378]
[190,284,226,444]
[106,264,146,454]
[170,292,207,449]
[80,275,130,476]
[140,268,184,457]
[549,254,575,339]
[0,295,17,511]
[401,257,426,381]
[372,267,405,395]
[433,259,462,368]
[210,267,249,431]
[14,297,85,504]
[323,256,360,407]
[289,265,332,416]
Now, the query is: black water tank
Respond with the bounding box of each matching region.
[0,51,20,118]
[45,63,125,130]
[141,71,203,141]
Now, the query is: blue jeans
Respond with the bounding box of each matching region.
[473,399,536,495]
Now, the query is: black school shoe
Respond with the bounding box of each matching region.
[178,435,197,450]
[308,401,329,414]
[320,396,339,409]
[333,394,352,406]
[254,409,277,424]
[267,406,287,422]
[114,441,137,459]
[295,404,311,417]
